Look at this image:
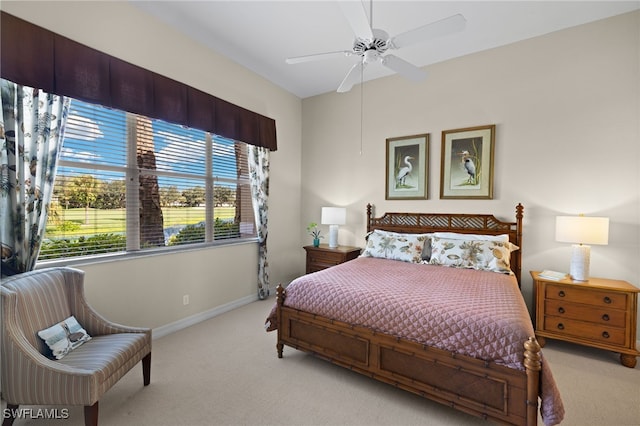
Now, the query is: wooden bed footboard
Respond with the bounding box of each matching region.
[276,285,541,426]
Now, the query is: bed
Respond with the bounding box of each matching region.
[266,204,564,426]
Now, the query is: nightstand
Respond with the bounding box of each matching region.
[531,271,639,368]
[304,244,361,273]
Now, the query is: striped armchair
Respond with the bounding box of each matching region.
[1,267,151,426]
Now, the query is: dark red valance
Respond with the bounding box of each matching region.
[0,11,277,151]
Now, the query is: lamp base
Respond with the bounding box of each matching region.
[569,244,590,281]
[328,225,339,248]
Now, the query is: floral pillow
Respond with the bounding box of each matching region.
[361,230,432,264]
[428,236,519,275]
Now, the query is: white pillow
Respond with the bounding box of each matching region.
[361,229,431,264]
[38,315,91,359]
[429,236,519,275]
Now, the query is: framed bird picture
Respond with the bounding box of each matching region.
[385,133,429,200]
[440,125,495,199]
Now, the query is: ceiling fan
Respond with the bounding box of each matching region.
[286,1,466,93]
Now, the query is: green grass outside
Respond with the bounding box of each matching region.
[46,206,235,238]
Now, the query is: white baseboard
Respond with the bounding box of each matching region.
[152,294,258,340]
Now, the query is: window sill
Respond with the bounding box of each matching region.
[36,237,259,270]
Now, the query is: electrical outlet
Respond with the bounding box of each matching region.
[183,294,189,306]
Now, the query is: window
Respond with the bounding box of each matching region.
[40,99,256,261]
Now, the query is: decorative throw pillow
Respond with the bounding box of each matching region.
[429,237,519,275]
[360,229,431,264]
[38,315,91,360]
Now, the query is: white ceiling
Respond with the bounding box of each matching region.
[131,1,639,99]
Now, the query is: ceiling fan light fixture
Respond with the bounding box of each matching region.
[363,50,379,64]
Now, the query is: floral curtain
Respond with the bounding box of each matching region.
[0,79,70,273]
[248,144,270,299]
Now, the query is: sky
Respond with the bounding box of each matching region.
[59,98,239,191]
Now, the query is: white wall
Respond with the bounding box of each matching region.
[1,1,304,329]
[301,11,640,325]
[3,2,638,336]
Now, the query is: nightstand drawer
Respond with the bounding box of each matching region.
[307,251,343,266]
[304,245,361,274]
[545,284,627,309]
[544,299,626,327]
[543,316,626,346]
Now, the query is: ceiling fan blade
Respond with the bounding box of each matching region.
[337,61,365,93]
[389,13,466,49]
[337,1,373,40]
[286,50,354,64]
[381,54,427,82]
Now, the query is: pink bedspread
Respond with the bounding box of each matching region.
[266,257,564,425]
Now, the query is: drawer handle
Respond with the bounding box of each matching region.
[602,331,610,339]
[602,314,610,321]
[603,296,612,304]
[558,307,565,314]
[557,323,565,330]
[558,290,565,297]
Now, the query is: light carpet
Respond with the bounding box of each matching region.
[3,298,639,425]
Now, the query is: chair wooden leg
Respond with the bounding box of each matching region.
[2,404,18,426]
[84,402,98,426]
[142,352,151,386]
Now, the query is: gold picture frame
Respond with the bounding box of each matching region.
[385,133,429,200]
[440,125,495,199]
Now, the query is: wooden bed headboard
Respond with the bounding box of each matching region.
[366,203,524,286]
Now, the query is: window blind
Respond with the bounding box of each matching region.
[42,101,128,260]
[41,96,257,261]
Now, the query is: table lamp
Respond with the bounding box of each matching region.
[321,207,346,248]
[555,215,609,281]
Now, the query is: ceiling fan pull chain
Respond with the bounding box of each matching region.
[360,64,364,156]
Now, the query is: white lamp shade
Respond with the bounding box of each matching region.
[555,216,609,245]
[321,207,346,225]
